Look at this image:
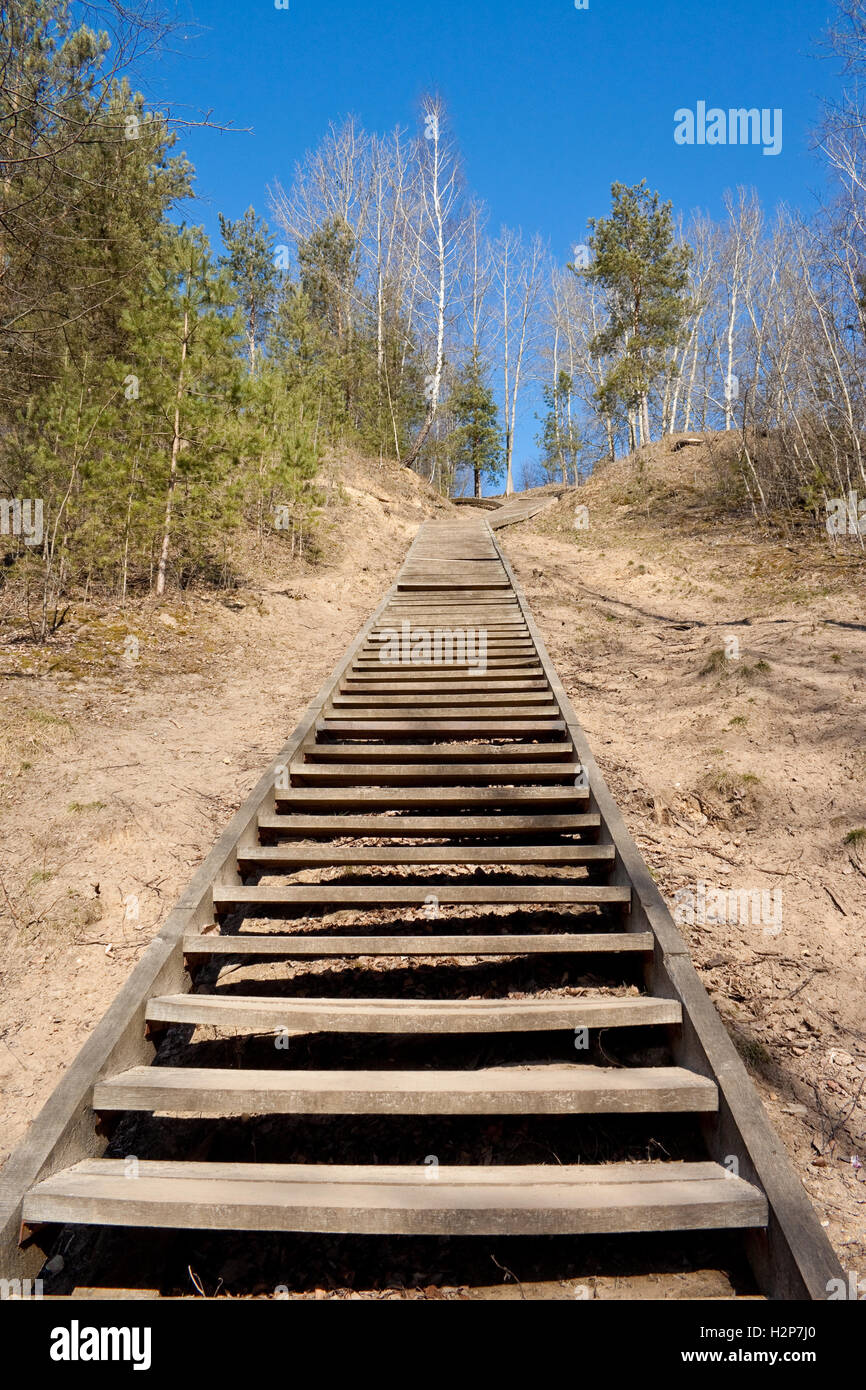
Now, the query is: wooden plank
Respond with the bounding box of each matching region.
[274,786,588,808]
[320,706,563,721]
[330,693,554,708]
[286,762,583,785]
[212,884,631,909]
[318,722,561,733]
[341,680,549,693]
[93,1064,718,1116]
[238,844,614,868]
[23,1159,766,1237]
[183,931,653,957]
[257,812,601,836]
[302,742,575,761]
[145,993,671,1034]
[348,664,544,677]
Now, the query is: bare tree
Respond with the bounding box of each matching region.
[399,95,466,473]
[493,227,546,494]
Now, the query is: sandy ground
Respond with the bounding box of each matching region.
[499,441,866,1275]
[1,436,863,1290]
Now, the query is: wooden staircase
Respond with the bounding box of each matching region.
[0,518,841,1297]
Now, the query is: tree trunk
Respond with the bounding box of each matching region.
[155,307,189,598]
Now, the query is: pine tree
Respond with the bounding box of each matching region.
[537,371,585,484]
[578,181,691,450]
[448,350,503,497]
[218,207,279,370]
[121,225,246,595]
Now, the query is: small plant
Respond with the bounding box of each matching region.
[844,827,866,846]
[701,648,727,675]
[729,715,748,728]
[67,800,106,814]
[742,658,772,679]
[830,652,841,665]
[737,1037,771,1068]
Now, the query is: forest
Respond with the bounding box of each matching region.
[1,0,864,631]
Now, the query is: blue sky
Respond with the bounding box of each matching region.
[132,0,839,480]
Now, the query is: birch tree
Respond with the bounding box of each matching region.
[400,96,465,473]
[493,227,547,494]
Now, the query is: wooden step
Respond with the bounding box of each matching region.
[286,762,583,785]
[370,625,530,636]
[257,812,601,837]
[93,1064,719,1116]
[397,581,510,590]
[145,992,672,1034]
[325,706,563,721]
[23,1159,766,1236]
[350,659,543,672]
[365,639,535,652]
[331,693,553,708]
[379,616,525,627]
[238,844,614,869]
[341,669,546,685]
[213,884,630,911]
[341,680,548,694]
[317,720,566,737]
[183,930,653,957]
[302,742,575,761]
[274,786,588,809]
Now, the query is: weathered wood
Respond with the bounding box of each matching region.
[302,741,574,761]
[23,1159,766,1237]
[326,705,563,721]
[286,761,583,785]
[145,993,675,1034]
[182,930,652,957]
[212,883,631,909]
[317,720,567,737]
[93,1064,718,1116]
[238,844,613,868]
[257,812,601,837]
[331,693,552,708]
[341,664,544,681]
[341,680,549,694]
[274,786,588,808]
